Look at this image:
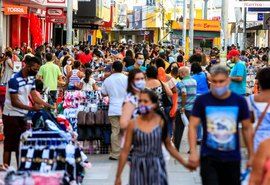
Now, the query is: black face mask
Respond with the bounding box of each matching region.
[28,69,37,76]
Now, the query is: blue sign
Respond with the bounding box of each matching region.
[249,8,270,12]
[258,13,264,21]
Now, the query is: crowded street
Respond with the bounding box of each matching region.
[0,0,270,185]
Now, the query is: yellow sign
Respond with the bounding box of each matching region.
[172,19,220,32]
[146,12,157,28]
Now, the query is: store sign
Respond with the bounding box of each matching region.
[172,19,220,32]
[235,1,270,7]
[72,23,98,29]
[4,5,28,15]
[47,0,66,3]
[45,0,67,7]
[46,8,66,24]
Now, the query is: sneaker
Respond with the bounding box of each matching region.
[109,157,118,161]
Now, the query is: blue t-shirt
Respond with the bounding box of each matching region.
[191,92,250,161]
[229,61,247,95]
[192,72,209,95]
[126,65,146,72]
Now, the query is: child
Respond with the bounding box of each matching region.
[75,68,99,91]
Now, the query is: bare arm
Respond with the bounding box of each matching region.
[188,116,201,169]
[120,102,136,129]
[75,82,83,90]
[10,93,34,111]
[162,81,173,97]
[249,140,269,185]
[30,90,52,109]
[115,120,134,184]
[230,76,243,82]
[242,118,254,167]
[92,83,99,91]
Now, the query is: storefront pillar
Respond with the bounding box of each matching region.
[10,15,21,48]
[21,17,29,47]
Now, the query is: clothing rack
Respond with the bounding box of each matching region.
[19,130,85,184]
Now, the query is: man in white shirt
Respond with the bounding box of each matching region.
[101,61,128,160]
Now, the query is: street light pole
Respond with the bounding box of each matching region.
[220,0,229,64]
[189,0,194,57]
[182,0,187,53]
[66,0,73,49]
[242,7,247,50]
[204,0,208,19]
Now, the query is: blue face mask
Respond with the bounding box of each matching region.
[138,105,152,115]
[212,85,228,96]
[133,80,145,91]
[137,59,144,66]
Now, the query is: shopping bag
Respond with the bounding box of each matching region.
[181,112,189,126]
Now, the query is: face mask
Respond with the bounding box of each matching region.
[93,57,97,61]
[133,80,145,91]
[212,85,228,96]
[16,51,20,55]
[137,59,144,66]
[28,69,37,76]
[138,105,152,115]
[67,60,72,65]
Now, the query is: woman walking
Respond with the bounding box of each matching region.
[115,89,192,185]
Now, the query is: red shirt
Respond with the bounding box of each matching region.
[79,53,92,65]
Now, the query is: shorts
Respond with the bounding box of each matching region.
[3,115,27,152]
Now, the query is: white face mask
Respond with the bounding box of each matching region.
[93,57,97,61]
[67,60,72,65]
[16,51,20,55]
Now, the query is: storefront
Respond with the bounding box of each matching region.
[171,19,220,56]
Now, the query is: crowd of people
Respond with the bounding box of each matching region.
[1,41,270,185]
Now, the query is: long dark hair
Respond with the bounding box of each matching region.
[84,68,92,84]
[165,62,178,74]
[140,89,168,142]
[62,56,70,67]
[127,68,144,94]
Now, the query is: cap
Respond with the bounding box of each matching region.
[227,49,240,59]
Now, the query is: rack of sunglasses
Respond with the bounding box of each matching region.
[19,131,85,184]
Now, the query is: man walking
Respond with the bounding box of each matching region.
[126,53,146,72]
[188,65,253,185]
[3,57,52,166]
[174,67,197,151]
[228,49,247,96]
[38,53,63,105]
[101,61,128,160]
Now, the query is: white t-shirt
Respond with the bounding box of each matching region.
[101,73,128,116]
[81,78,96,91]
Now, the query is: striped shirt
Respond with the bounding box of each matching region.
[68,69,81,86]
[3,70,36,116]
[176,76,197,111]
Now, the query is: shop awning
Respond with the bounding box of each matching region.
[247,25,263,30]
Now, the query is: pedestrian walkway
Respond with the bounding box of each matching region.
[83,129,202,185]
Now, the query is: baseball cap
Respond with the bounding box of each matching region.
[227,49,240,59]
